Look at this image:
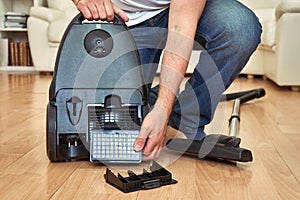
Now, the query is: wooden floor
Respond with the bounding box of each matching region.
[0,72,300,200]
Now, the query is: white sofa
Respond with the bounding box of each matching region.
[240,0,300,91]
[27,0,78,71]
[27,0,300,90]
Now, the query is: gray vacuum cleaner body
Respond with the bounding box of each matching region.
[46,14,148,162]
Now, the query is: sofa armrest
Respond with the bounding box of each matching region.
[275,1,300,19]
[29,6,65,22]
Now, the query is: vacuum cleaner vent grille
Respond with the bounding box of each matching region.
[88,106,140,131]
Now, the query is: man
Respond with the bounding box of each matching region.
[73,0,261,161]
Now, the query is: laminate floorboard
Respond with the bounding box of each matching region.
[0,73,299,199]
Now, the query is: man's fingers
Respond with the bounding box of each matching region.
[134,112,154,151]
[94,2,107,20]
[142,137,156,155]
[104,1,115,21]
[142,146,162,161]
[133,118,151,152]
[112,4,129,22]
[133,137,147,152]
[75,0,128,22]
[78,4,92,19]
[88,3,100,19]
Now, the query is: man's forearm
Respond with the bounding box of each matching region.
[157,0,206,115]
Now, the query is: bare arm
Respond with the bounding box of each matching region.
[134,0,207,160]
[159,0,206,113]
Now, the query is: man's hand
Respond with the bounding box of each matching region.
[134,104,168,161]
[73,0,129,22]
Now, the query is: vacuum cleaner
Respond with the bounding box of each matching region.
[46,12,265,165]
[46,13,149,163]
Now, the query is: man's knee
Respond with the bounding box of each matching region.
[225,5,262,54]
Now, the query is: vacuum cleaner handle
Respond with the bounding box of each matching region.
[221,88,265,102]
[72,12,125,25]
[238,88,265,104]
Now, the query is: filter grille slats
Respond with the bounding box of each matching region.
[88,106,140,131]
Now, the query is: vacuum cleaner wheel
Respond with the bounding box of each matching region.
[46,103,58,161]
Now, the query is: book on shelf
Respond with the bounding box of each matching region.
[0,38,9,66]
[4,11,29,16]
[4,11,29,29]
[4,22,27,29]
[8,41,33,67]
[5,15,28,21]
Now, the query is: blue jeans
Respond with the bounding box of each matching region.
[129,0,262,140]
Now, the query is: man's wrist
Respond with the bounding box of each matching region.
[155,85,176,116]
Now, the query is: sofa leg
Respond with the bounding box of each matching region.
[247,74,254,79]
[291,86,300,92]
[262,75,268,81]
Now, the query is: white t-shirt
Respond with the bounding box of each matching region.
[112,0,170,26]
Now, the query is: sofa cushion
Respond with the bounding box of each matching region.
[48,19,71,43]
[253,8,277,48]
